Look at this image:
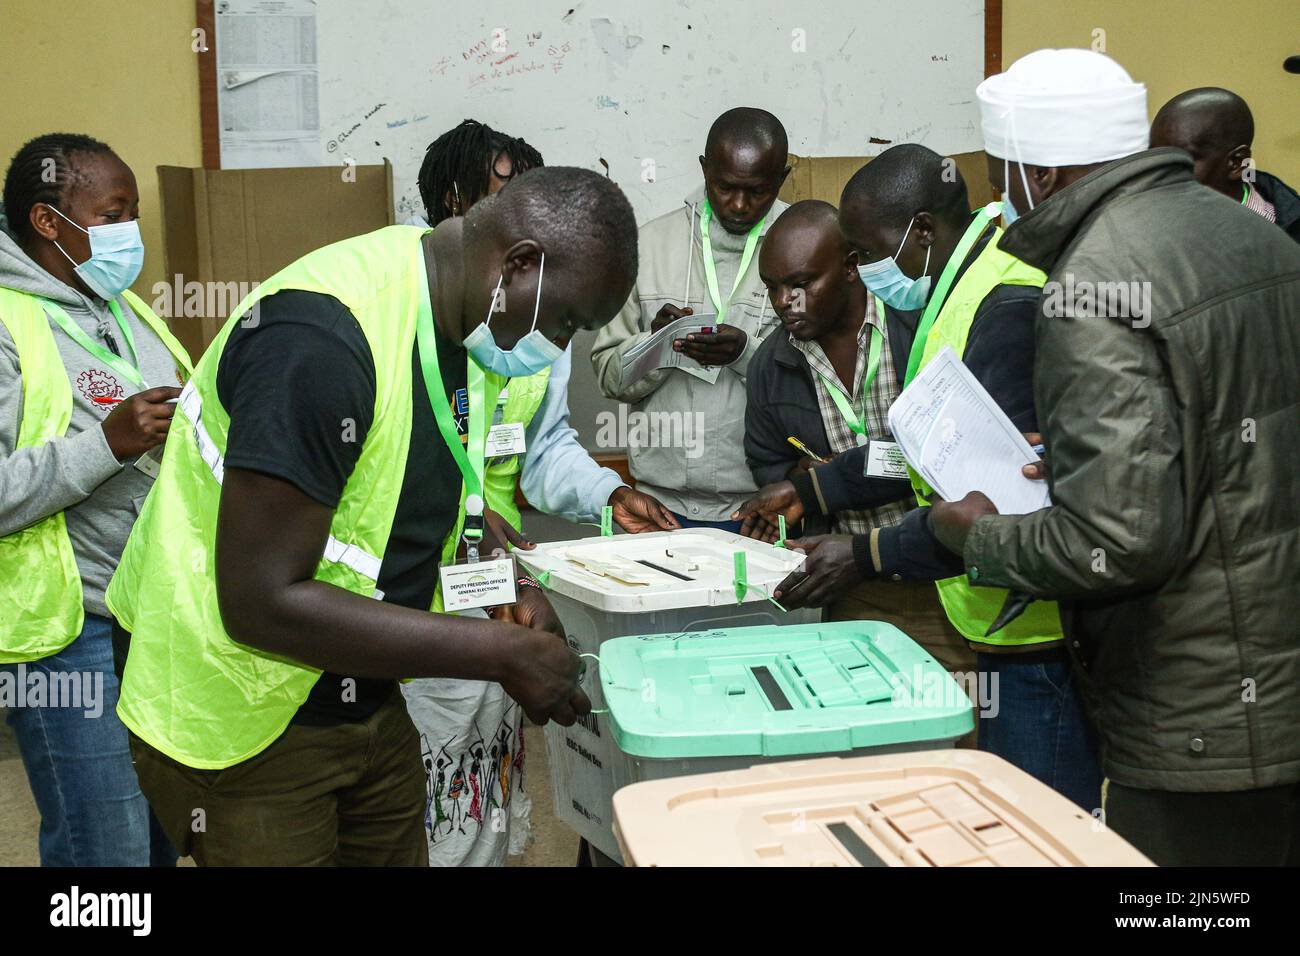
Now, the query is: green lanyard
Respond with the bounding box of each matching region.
[817,296,886,437]
[41,297,145,389]
[416,275,489,560]
[902,202,1002,386]
[1241,185,1250,205]
[699,201,763,322]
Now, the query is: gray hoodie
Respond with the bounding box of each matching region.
[0,210,184,619]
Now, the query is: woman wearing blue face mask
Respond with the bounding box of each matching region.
[0,133,192,866]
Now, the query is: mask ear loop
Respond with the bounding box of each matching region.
[46,205,89,267]
[1005,95,1036,212]
[484,272,505,329]
[526,252,545,334]
[893,216,915,260]
[894,216,929,280]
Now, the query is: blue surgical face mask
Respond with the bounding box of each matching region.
[1001,195,1021,226]
[855,216,932,310]
[464,253,563,377]
[48,206,144,300]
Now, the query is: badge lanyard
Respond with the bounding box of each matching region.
[41,297,145,390]
[416,279,489,563]
[699,201,764,323]
[817,298,886,438]
[902,202,1002,386]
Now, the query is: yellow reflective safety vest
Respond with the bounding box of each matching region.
[910,230,1064,647]
[107,226,549,768]
[482,371,551,530]
[0,286,191,664]
[427,369,550,612]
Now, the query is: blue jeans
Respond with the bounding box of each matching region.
[2,613,176,866]
[669,512,744,534]
[976,648,1102,812]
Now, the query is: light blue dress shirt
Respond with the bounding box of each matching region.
[519,345,625,523]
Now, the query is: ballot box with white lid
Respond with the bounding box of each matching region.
[611,750,1153,867]
[515,529,818,861]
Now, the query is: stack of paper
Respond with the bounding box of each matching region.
[620,314,721,385]
[887,346,1050,515]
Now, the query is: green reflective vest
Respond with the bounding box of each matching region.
[910,230,1064,647]
[0,286,191,664]
[107,226,547,768]
[426,369,550,613]
[483,371,551,530]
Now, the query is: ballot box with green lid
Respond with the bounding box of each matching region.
[600,622,973,771]
[611,750,1153,867]
[514,528,818,862]
[575,618,971,861]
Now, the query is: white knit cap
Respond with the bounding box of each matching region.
[976,49,1148,167]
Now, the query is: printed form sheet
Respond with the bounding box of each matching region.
[887,346,1050,515]
[215,0,321,168]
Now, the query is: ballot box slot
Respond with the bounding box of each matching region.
[634,559,695,582]
[827,822,888,867]
[751,665,792,711]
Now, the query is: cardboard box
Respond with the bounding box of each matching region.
[155,161,395,360]
[780,150,995,208]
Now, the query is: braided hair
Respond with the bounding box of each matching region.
[3,133,115,241]
[416,119,544,226]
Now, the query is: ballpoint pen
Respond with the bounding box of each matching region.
[787,436,829,463]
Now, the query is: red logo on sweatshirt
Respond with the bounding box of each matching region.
[76,369,125,407]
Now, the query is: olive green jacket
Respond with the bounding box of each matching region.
[965,149,1300,792]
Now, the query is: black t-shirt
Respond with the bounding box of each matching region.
[216,289,468,725]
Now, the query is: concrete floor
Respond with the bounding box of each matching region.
[0,718,580,867]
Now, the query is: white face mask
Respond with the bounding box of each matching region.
[462,252,563,377]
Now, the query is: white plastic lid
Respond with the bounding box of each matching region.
[515,528,807,613]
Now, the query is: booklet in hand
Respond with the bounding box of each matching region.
[620,314,721,384]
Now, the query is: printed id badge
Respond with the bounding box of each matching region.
[133,445,165,480]
[438,553,518,612]
[865,440,910,479]
[485,422,527,457]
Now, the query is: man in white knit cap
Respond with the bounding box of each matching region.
[929,49,1300,866]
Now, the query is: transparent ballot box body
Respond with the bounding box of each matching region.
[573,615,972,861]
[515,529,818,861]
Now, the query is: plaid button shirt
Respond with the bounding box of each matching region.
[1244,184,1278,224]
[790,297,912,535]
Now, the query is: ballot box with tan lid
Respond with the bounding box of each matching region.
[515,529,817,861]
[611,750,1152,867]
